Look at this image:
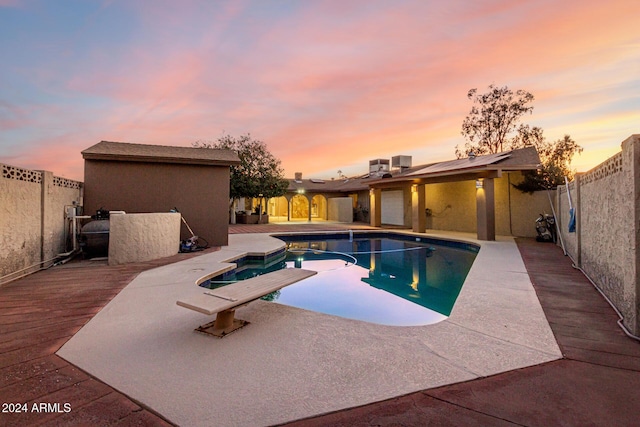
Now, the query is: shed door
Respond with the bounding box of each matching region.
[381,190,404,225]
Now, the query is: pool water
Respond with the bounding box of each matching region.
[203,233,478,326]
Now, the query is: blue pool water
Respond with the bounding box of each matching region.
[203,232,478,326]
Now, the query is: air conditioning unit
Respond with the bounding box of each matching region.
[392,155,412,170]
[369,159,390,176]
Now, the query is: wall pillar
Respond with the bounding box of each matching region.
[411,184,426,233]
[370,188,381,227]
[628,136,640,335]
[476,178,495,241]
[40,171,55,267]
[574,174,582,268]
[286,195,292,221]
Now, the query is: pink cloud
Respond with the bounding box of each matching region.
[3,0,638,181]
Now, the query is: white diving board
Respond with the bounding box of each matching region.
[177,268,317,337]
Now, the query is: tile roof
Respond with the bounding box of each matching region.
[82,141,240,166]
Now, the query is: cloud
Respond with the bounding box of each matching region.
[1,0,638,181]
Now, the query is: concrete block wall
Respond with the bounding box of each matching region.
[557,134,639,336]
[1,164,83,283]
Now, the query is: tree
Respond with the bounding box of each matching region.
[455,84,582,191]
[456,84,535,158]
[194,134,289,220]
[512,131,583,192]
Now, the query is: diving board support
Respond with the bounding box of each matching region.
[177,268,317,337]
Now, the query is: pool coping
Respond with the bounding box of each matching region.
[57,231,563,427]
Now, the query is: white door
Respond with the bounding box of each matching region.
[381,190,404,225]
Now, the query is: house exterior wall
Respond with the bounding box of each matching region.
[327,198,353,223]
[84,160,230,247]
[1,164,83,283]
[424,172,553,237]
[425,180,477,233]
[508,178,556,238]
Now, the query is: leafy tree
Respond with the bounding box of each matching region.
[194,134,289,218]
[456,84,534,158]
[456,84,582,191]
[513,130,583,192]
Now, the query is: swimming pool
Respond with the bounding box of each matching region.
[203,232,478,326]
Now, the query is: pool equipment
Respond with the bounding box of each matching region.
[171,207,208,252]
[79,208,111,257]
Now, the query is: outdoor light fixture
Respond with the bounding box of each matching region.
[411,184,418,193]
[476,179,484,189]
[297,188,305,194]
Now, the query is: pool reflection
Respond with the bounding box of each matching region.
[204,236,477,326]
[276,238,476,325]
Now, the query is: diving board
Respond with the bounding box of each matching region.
[177,268,317,337]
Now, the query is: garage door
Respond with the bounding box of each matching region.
[381,190,404,225]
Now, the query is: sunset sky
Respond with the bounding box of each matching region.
[1,0,638,181]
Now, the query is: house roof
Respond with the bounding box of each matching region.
[82,141,240,166]
[285,146,541,193]
[368,146,541,186]
[287,175,374,193]
[406,151,513,176]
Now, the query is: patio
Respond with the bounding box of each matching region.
[1,222,639,426]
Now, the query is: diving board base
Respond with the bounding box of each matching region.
[178,268,317,338]
[195,309,249,338]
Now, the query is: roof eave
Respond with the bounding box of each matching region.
[368,164,540,186]
[81,152,240,166]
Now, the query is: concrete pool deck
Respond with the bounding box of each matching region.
[57,230,562,426]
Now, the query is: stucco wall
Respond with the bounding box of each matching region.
[580,151,632,331]
[108,213,180,266]
[426,181,476,233]
[1,164,83,282]
[507,174,557,238]
[556,135,639,335]
[327,197,353,223]
[423,172,551,237]
[84,160,230,247]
